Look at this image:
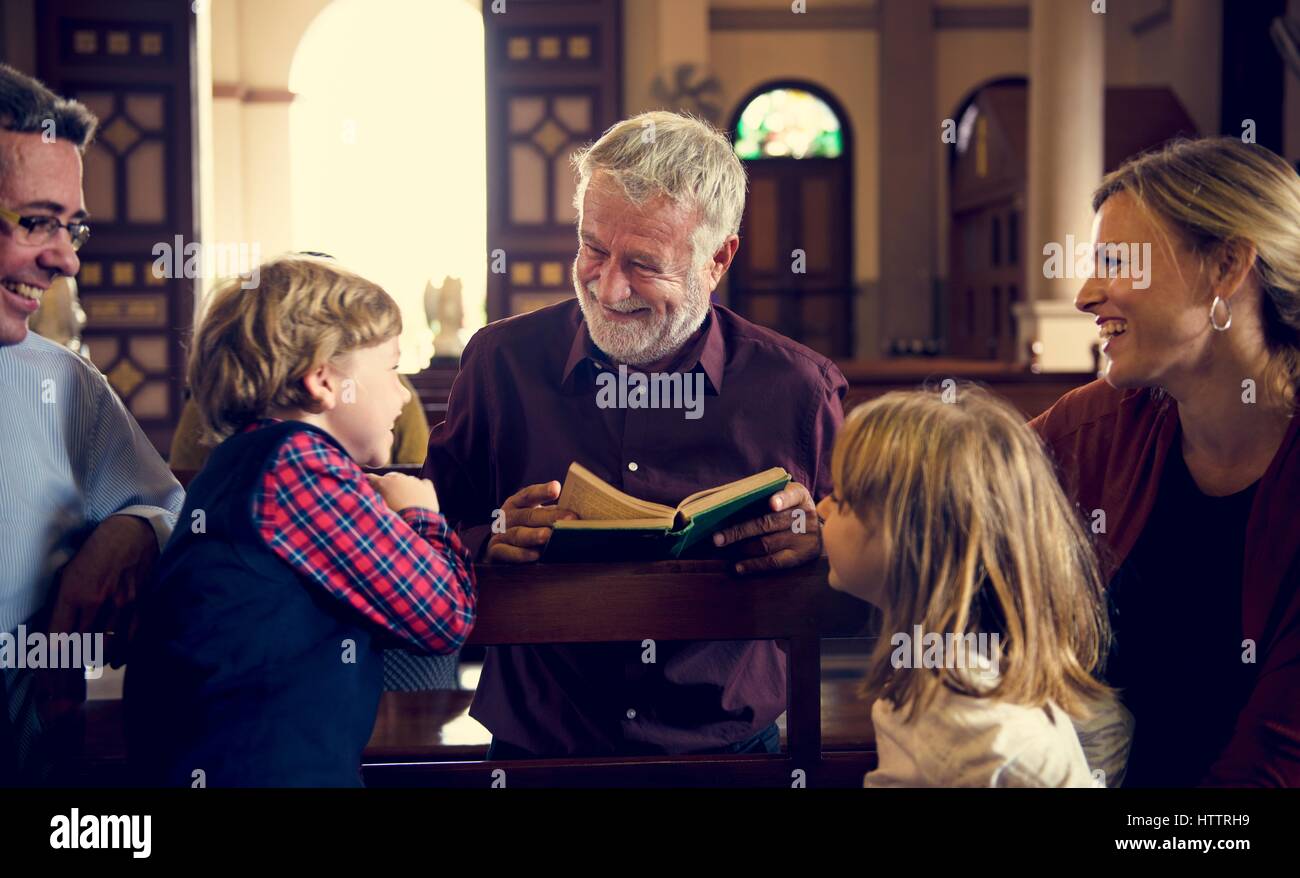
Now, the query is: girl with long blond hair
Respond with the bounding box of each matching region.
[818,384,1129,787]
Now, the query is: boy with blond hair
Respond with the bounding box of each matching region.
[126,255,475,786]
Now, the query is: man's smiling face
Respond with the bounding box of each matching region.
[0,131,85,346]
[572,171,712,366]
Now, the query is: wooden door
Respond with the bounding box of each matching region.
[729,158,853,358]
[948,197,1022,360]
[483,0,622,321]
[35,0,198,455]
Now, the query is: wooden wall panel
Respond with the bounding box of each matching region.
[37,0,198,455]
[484,0,622,321]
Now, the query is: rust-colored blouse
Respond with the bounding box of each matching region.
[1031,379,1300,787]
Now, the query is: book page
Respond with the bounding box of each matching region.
[554,518,673,530]
[677,467,789,519]
[557,462,675,522]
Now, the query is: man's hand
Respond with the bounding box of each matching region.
[49,514,159,669]
[711,482,821,575]
[484,481,576,564]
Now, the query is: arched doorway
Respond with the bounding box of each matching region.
[726,82,853,358]
[946,77,1027,361]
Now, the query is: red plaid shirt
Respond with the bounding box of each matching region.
[246,419,475,654]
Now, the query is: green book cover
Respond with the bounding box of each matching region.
[540,464,791,563]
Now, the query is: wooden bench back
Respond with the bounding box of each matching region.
[364,559,878,788]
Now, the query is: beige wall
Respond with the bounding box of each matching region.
[207,0,333,269]
[233,0,333,90]
[624,0,711,116]
[1104,0,1222,138]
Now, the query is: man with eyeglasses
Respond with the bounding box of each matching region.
[0,63,182,784]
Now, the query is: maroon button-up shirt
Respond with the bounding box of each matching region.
[423,298,847,755]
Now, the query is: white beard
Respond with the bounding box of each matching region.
[574,264,709,366]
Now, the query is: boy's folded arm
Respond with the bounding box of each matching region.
[394,505,481,645]
[256,431,477,655]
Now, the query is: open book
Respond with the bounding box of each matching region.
[541,462,791,562]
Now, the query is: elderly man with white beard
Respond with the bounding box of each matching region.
[423,111,847,758]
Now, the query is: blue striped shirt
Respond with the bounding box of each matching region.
[0,331,183,634]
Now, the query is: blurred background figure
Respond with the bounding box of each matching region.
[28,276,87,357]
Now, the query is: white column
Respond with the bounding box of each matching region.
[1014,0,1105,372]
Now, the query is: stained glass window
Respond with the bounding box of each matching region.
[733,88,844,159]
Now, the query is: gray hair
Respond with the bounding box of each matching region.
[0,62,98,150]
[571,110,748,268]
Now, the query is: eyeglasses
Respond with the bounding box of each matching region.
[0,206,91,251]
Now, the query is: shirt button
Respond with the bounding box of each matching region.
[626,708,637,719]
[627,461,638,472]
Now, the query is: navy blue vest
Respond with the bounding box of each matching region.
[125,421,383,787]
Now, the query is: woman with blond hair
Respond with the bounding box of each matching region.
[1032,137,1300,787]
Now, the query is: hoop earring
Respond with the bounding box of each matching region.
[1210,295,1233,332]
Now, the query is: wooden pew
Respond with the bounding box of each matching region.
[361,558,879,788]
[62,559,876,787]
